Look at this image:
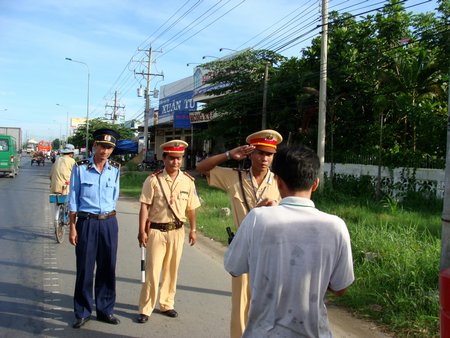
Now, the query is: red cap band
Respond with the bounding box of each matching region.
[163,146,185,152]
[249,137,278,148]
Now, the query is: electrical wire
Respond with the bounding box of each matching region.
[96,0,439,126]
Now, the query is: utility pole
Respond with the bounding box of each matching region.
[441,66,450,270]
[317,0,329,191]
[440,65,450,338]
[261,61,269,129]
[105,90,125,124]
[135,47,163,162]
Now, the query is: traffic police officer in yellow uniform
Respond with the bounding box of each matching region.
[49,143,76,194]
[196,129,283,338]
[68,128,121,329]
[137,140,201,323]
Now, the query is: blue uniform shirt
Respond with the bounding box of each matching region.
[68,157,120,214]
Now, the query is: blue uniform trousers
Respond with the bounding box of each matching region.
[74,216,118,319]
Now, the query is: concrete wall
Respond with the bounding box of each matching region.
[323,163,445,198]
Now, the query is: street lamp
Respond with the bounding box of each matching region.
[219,48,238,52]
[56,103,70,145]
[202,55,218,60]
[186,62,201,67]
[65,57,90,158]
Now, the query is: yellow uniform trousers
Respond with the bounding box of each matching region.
[231,273,250,338]
[138,227,185,315]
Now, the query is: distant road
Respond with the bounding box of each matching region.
[0,156,391,337]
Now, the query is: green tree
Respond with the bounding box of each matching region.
[199,49,285,150]
[194,1,448,168]
[52,139,61,150]
[69,119,134,151]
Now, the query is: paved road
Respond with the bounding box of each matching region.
[0,157,391,337]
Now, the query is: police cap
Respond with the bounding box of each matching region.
[246,129,283,154]
[93,128,120,147]
[160,140,188,155]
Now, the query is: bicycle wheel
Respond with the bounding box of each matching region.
[55,204,65,243]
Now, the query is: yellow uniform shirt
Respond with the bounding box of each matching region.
[140,169,201,223]
[49,155,76,194]
[208,166,280,227]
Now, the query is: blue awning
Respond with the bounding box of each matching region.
[113,140,138,155]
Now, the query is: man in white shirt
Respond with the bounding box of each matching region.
[224,144,354,338]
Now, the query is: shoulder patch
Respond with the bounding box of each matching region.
[183,171,195,181]
[150,169,163,177]
[108,160,121,169]
[76,159,89,167]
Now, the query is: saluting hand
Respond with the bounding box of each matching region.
[230,145,255,161]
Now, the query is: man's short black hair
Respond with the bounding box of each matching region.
[271,144,320,191]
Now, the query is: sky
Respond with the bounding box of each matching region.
[0,0,440,142]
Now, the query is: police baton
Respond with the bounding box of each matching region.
[226,226,235,245]
[140,246,146,283]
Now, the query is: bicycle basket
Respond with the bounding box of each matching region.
[49,194,68,204]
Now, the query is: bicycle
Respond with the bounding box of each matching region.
[49,183,70,243]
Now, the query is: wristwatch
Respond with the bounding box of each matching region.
[225,151,231,160]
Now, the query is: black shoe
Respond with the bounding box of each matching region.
[160,309,178,318]
[97,313,120,325]
[72,316,91,329]
[137,314,149,323]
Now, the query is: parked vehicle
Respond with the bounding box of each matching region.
[0,134,20,177]
[137,159,164,171]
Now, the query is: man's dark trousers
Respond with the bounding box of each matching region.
[73,216,118,319]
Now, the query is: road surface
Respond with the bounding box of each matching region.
[0,156,391,337]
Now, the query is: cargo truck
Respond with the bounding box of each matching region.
[0,127,22,152]
[37,140,52,157]
[0,134,20,177]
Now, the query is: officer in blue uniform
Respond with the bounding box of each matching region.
[68,128,121,329]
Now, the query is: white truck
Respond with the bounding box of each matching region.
[0,127,22,153]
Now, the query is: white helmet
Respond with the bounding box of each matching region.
[61,144,75,154]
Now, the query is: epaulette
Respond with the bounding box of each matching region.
[108,160,121,169]
[150,169,163,177]
[76,159,90,167]
[183,171,195,181]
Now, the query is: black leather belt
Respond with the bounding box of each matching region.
[78,211,116,220]
[150,222,183,232]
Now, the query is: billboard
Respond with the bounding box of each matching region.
[159,91,197,119]
[71,117,87,128]
[158,76,197,126]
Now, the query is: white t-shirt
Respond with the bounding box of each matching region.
[224,196,354,338]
